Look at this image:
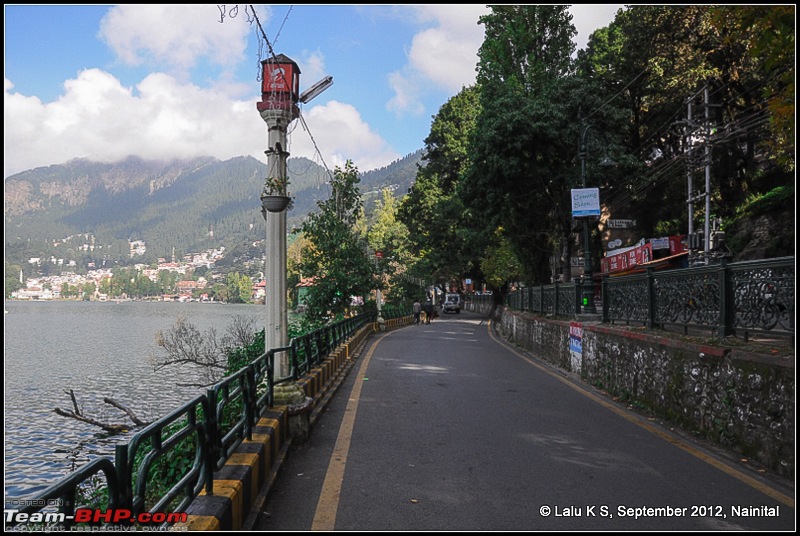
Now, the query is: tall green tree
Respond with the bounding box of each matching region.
[225,272,252,304]
[367,188,410,301]
[5,264,24,299]
[300,161,375,324]
[399,85,482,291]
[462,5,587,284]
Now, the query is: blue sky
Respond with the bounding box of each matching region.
[4,5,623,178]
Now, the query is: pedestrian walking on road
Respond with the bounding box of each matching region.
[413,299,422,325]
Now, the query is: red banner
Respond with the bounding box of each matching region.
[601,242,653,274]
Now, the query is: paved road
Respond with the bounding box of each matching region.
[257,312,795,531]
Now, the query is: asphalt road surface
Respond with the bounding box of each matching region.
[256,312,795,531]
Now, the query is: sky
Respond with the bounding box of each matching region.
[4,4,624,179]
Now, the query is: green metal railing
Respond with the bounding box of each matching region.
[9,311,389,529]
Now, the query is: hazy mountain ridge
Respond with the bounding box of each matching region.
[4,151,423,264]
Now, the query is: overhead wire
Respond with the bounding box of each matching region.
[594,63,781,214]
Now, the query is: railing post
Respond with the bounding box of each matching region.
[245,364,256,440]
[718,259,733,339]
[554,281,560,316]
[267,350,275,408]
[115,443,131,510]
[647,268,656,329]
[205,387,219,486]
[601,275,609,322]
[539,284,544,314]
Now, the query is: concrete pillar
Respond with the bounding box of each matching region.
[260,108,293,379]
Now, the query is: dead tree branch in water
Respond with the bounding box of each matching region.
[54,389,149,435]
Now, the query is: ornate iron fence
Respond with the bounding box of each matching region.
[500,257,793,342]
[604,256,794,340]
[506,282,581,317]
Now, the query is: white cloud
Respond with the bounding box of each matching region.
[4,68,400,178]
[387,5,487,116]
[298,50,327,90]
[2,6,429,177]
[387,71,425,116]
[3,68,264,177]
[99,5,251,76]
[294,101,400,173]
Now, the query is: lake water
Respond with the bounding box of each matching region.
[3,300,264,499]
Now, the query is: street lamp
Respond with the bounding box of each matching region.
[257,54,332,378]
[578,123,616,315]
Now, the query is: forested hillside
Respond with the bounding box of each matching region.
[4,151,423,268]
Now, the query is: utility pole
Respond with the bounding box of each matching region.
[686,97,694,244]
[685,85,718,265]
[703,86,711,264]
[258,54,300,379]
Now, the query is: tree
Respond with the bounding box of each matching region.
[480,229,524,292]
[579,6,794,244]
[5,264,24,298]
[81,281,96,301]
[709,5,794,171]
[300,161,375,324]
[462,5,588,283]
[149,315,259,387]
[367,188,410,300]
[399,86,483,291]
[225,272,252,304]
[158,270,179,295]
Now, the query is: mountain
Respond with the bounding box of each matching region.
[4,151,423,267]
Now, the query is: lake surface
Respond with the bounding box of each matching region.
[3,300,264,499]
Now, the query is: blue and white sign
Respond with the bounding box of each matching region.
[571,188,601,218]
[569,322,583,373]
[569,322,582,354]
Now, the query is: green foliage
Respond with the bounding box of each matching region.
[300,161,376,324]
[4,263,24,298]
[480,230,524,289]
[734,186,794,219]
[464,6,595,284]
[130,414,200,513]
[225,328,265,375]
[224,272,253,304]
[399,86,483,289]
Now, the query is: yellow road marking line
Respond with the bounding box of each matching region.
[486,320,795,509]
[311,331,391,530]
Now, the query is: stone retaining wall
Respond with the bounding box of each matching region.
[492,306,794,476]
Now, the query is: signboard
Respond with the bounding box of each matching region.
[569,322,582,354]
[669,235,687,255]
[569,322,583,373]
[571,188,601,218]
[261,62,297,95]
[606,219,637,229]
[600,242,653,274]
[650,237,670,250]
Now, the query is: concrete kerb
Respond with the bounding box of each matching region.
[177,317,412,531]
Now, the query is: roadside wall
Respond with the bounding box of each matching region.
[475,303,794,476]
